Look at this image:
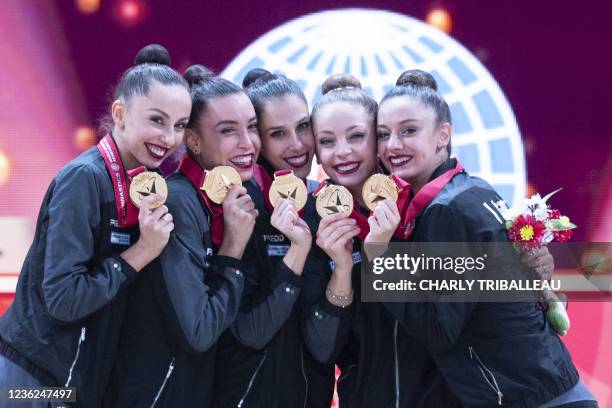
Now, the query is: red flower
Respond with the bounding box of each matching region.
[547,208,573,242]
[553,229,573,242]
[508,214,547,251]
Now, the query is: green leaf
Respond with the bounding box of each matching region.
[547,219,577,231]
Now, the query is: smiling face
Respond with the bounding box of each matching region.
[187,92,261,181]
[112,81,192,170]
[313,101,377,197]
[377,95,450,192]
[258,95,314,180]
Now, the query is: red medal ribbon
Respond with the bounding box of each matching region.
[349,206,370,241]
[179,156,225,247]
[97,135,144,228]
[253,165,274,214]
[391,174,411,239]
[398,160,465,239]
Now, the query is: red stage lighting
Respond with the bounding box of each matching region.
[115,0,146,26]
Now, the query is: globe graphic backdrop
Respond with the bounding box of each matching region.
[222,9,526,206]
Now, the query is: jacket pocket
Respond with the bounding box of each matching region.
[468,346,503,406]
[150,357,176,408]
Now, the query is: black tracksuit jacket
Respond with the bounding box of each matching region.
[104,171,245,407]
[0,147,140,407]
[310,204,456,408]
[212,178,353,408]
[383,159,580,408]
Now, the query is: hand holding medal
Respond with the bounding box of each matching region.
[129,172,174,258]
[271,198,312,254]
[362,174,401,261]
[97,135,174,271]
[201,165,242,204]
[362,174,400,211]
[269,170,311,251]
[219,183,258,259]
[200,165,256,258]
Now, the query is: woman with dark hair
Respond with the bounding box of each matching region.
[0,44,192,407]
[309,74,409,408]
[309,72,562,407]
[104,64,258,407]
[373,69,596,408]
[238,69,355,407]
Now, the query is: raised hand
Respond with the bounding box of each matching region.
[219,185,258,259]
[316,213,360,273]
[271,199,312,251]
[121,194,174,271]
[364,198,400,260]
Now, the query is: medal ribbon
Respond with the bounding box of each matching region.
[97,135,144,228]
[179,155,225,247]
[253,165,274,214]
[391,174,412,239]
[398,160,464,239]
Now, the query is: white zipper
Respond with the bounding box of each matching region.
[237,349,268,408]
[65,327,86,387]
[394,320,400,408]
[468,346,503,406]
[150,358,176,408]
[300,346,309,408]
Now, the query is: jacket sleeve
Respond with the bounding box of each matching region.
[160,184,245,353]
[300,247,354,364]
[383,204,476,354]
[228,234,303,350]
[42,164,138,323]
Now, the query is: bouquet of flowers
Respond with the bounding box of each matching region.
[502,189,576,336]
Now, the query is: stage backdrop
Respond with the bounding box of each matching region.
[0,1,610,405]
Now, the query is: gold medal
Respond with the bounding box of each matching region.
[362,174,399,211]
[129,172,168,209]
[269,170,307,211]
[201,165,242,204]
[315,183,353,218]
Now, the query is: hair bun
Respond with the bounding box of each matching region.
[242,68,274,88]
[322,73,362,95]
[395,70,438,91]
[183,64,215,87]
[133,44,171,67]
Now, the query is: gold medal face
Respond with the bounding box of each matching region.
[201,166,242,204]
[315,184,353,218]
[362,174,399,211]
[129,172,168,209]
[269,171,307,211]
